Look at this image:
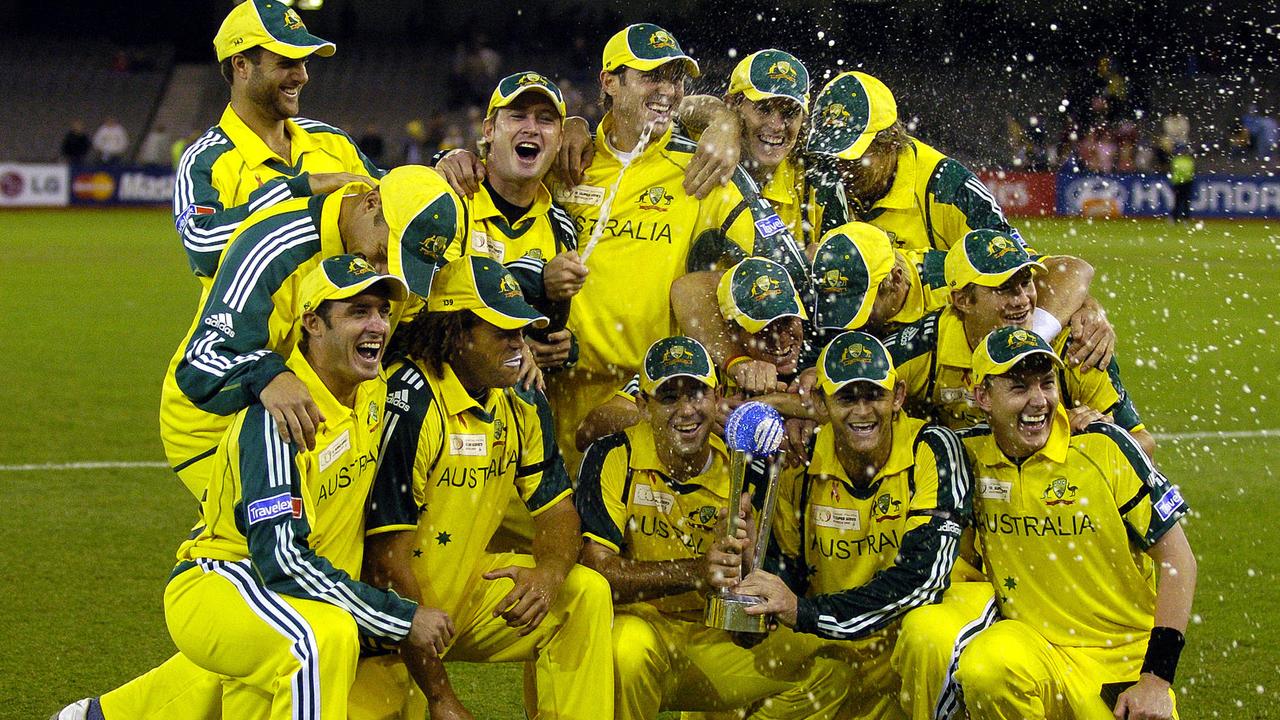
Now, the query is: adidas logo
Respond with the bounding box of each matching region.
[204,312,235,338]
[387,389,411,412]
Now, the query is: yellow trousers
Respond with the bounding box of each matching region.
[165,561,361,720]
[956,619,1178,720]
[612,602,851,720]
[892,581,998,720]
[349,553,614,720]
[98,653,221,720]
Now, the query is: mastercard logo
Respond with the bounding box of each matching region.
[72,172,116,201]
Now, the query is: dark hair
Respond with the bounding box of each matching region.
[297,301,335,355]
[220,46,265,86]
[598,68,627,113]
[386,309,479,375]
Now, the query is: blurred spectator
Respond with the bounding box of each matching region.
[358,124,386,167]
[449,36,502,105]
[1241,104,1278,160]
[1056,119,1081,168]
[1113,118,1139,172]
[1079,125,1116,173]
[92,116,129,165]
[138,124,172,167]
[171,130,200,169]
[1023,114,1051,170]
[1169,143,1195,222]
[60,121,91,165]
[402,119,429,165]
[1005,116,1030,168]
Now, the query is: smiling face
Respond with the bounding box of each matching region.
[240,49,309,122]
[603,63,687,141]
[974,358,1059,460]
[640,376,716,469]
[734,96,803,174]
[955,267,1038,340]
[303,288,393,401]
[451,318,526,392]
[822,380,905,480]
[483,94,563,185]
[741,316,804,375]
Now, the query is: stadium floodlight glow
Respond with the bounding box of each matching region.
[296,0,323,8]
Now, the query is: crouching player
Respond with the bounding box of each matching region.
[576,336,851,719]
[351,256,613,720]
[164,257,451,719]
[954,327,1195,719]
[736,331,973,719]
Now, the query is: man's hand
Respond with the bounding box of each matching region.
[434,150,486,198]
[308,172,375,195]
[1067,297,1116,370]
[1113,674,1174,719]
[543,251,589,300]
[517,342,545,392]
[259,372,323,450]
[728,359,785,396]
[737,570,799,627]
[1066,405,1112,434]
[482,564,567,636]
[405,605,455,658]
[684,109,741,198]
[557,116,595,187]
[527,330,573,369]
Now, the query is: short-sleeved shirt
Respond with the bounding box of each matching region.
[175,347,416,641]
[959,410,1188,649]
[576,424,743,618]
[772,415,971,639]
[883,307,1144,432]
[365,358,570,616]
[174,105,382,285]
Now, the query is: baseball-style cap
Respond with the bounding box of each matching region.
[816,331,897,396]
[727,49,810,111]
[300,254,408,313]
[640,336,717,395]
[213,0,336,62]
[806,72,897,161]
[486,71,567,118]
[427,256,549,331]
[602,23,701,78]
[945,229,1045,291]
[811,223,896,330]
[971,327,1065,385]
[717,257,807,334]
[379,165,465,299]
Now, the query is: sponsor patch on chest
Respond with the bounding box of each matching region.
[555,185,606,207]
[318,430,351,472]
[448,433,487,456]
[812,504,861,531]
[633,483,675,514]
[978,477,1012,503]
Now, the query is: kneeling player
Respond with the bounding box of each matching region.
[955,327,1195,720]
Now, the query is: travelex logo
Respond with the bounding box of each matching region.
[247,492,296,525]
[1154,485,1184,521]
[754,213,787,237]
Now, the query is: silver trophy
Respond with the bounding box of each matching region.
[704,401,784,633]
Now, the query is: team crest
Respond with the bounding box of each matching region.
[283,8,305,30]
[840,342,874,366]
[347,257,376,276]
[820,102,851,128]
[517,72,546,87]
[766,60,798,84]
[749,274,782,302]
[639,186,674,210]
[686,505,719,532]
[986,235,1018,259]
[818,268,848,293]
[367,401,379,426]
[418,235,450,263]
[523,248,545,261]
[871,493,902,522]
[663,344,693,365]
[498,273,523,299]
[648,30,677,51]
[1042,477,1078,506]
[1005,329,1039,351]
[492,418,506,444]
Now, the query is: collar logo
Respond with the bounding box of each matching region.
[498,273,523,299]
[662,344,694,365]
[639,186,674,210]
[819,267,849,293]
[839,342,874,366]
[985,235,1019,260]
[648,30,677,51]
[871,492,902,522]
[347,257,376,276]
[1042,477,1078,506]
[1005,329,1039,351]
[749,274,782,302]
[766,60,798,85]
[283,8,305,30]
[820,102,851,128]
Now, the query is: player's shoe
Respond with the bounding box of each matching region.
[50,698,104,720]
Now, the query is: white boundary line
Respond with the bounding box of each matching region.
[0,428,1277,472]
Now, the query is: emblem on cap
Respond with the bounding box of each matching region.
[418,235,449,262]
[767,60,798,84]
[986,235,1018,258]
[819,268,848,293]
[498,274,522,299]
[750,275,782,301]
[517,72,546,87]
[348,257,376,275]
[283,8,305,30]
[663,344,693,365]
[820,103,851,128]
[1005,329,1039,350]
[840,342,874,366]
[649,30,677,50]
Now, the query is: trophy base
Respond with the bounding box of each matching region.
[704,592,767,633]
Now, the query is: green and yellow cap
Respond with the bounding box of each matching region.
[945,229,1045,290]
[806,71,897,161]
[727,49,810,111]
[486,71,566,118]
[427,256,549,331]
[299,254,408,313]
[811,222,895,330]
[816,331,897,395]
[717,257,807,334]
[602,23,700,78]
[971,326,1064,385]
[213,0,336,62]
[640,336,717,395]
[380,165,465,298]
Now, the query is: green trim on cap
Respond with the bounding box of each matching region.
[641,336,716,395]
[729,49,809,110]
[300,254,408,313]
[427,256,548,330]
[488,71,566,117]
[945,229,1046,290]
[816,331,897,395]
[807,74,872,157]
[971,327,1064,385]
[602,23,700,77]
[717,257,806,334]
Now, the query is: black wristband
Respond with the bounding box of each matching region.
[1140,626,1185,684]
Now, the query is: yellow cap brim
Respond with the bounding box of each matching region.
[605,55,700,78]
[962,260,1047,289]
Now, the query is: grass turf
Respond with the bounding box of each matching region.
[1,209,1276,718]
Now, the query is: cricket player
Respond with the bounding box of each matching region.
[576,335,851,719]
[735,331,975,720]
[348,256,613,720]
[433,70,586,374]
[954,327,1195,720]
[176,0,382,287]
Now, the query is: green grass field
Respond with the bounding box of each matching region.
[1,208,1277,719]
